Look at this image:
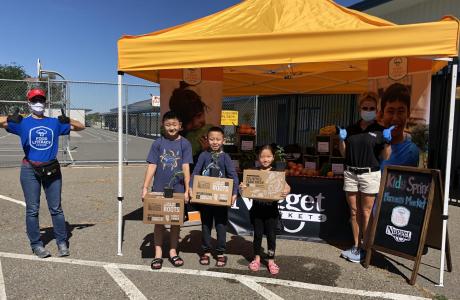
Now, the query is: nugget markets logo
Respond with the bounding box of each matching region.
[278,193,326,233]
[385,225,412,242]
[29,126,54,151]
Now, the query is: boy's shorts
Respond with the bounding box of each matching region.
[343,170,381,194]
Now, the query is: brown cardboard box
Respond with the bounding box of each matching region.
[242,169,286,201]
[191,175,233,206]
[143,192,184,225]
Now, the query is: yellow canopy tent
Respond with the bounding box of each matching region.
[116,1,459,282]
[118,0,459,95]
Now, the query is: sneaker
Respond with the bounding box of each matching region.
[340,246,355,260]
[32,246,51,258]
[347,247,365,263]
[57,243,70,257]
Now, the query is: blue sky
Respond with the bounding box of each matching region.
[0,0,362,112]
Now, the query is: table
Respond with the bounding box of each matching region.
[228,176,352,242]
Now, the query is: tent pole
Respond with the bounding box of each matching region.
[125,86,129,163]
[255,95,259,145]
[437,61,457,286]
[117,71,124,256]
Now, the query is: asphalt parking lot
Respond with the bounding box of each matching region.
[0,127,152,167]
[0,164,459,300]
[1,128,459,299]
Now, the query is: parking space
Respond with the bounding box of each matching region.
[0,165,458,299]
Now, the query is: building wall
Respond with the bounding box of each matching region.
[363,0,460,62]
[367,0,460,24]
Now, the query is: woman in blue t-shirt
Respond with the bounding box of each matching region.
[0,88,84,258]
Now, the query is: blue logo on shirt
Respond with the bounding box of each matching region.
[29,126,54,150]
[160,149,180,171]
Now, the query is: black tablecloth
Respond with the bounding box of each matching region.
[228,176,352,242]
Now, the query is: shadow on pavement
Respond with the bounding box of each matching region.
[373,253,438,285]
[209,255,342,286]
[177,231,254,261]
[40,222,95,246]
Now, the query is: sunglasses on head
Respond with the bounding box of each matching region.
[30,97,46,103]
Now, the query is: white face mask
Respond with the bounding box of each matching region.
[361,110,376,122]
[29,102,45,115]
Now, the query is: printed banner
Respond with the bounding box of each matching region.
[368,57,432,167]
[228,177,352,242]
[160,68,223,158]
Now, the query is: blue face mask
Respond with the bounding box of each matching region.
[361,110,376,122]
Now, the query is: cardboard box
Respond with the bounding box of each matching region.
[316,135,332,155]
[192,175,234,206]
[242,169,286,201]
[315,135,340,156]
[143,192,184,225]
[304,155,319,170]
[329,156,345,175]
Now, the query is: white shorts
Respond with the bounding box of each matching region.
[343,170,381,194]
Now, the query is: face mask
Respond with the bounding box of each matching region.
[361,110,376,122]
[29,102,45,115]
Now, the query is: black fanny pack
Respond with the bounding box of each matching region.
[26,158,61,178]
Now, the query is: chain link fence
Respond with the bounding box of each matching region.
[0,78,160,166]
[222,96,257,145]
[0,78,258,167]
[6,77,357,168]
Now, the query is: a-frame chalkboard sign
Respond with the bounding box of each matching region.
[364,166,452,285]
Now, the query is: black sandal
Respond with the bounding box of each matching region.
[169,255,184,267]
[151,258,163,270]
[199,255,210,265]
[216,255,227,267]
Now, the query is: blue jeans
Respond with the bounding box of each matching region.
[20,164,68,249]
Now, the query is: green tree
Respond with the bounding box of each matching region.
[0,63,30,115]
[0,63,29,79]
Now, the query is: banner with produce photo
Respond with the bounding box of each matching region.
[160,68,223,158]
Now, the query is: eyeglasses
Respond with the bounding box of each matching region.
[30,97,46,103]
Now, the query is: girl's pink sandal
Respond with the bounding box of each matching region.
[268,261,279,275]
[248,260,260,271]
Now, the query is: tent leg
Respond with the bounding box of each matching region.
[437,62,457,287]
[255,95,259,145]
[117,72,124,256]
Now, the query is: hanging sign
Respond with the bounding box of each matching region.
[221,110,239,126]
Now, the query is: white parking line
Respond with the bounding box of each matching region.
[0,252,429,300]
[104,264,147,300]
[0,195,25,207]
[70,132,82,138]
[78,130,105,140]
[85,129,117,141]
[0,259,6,300]
[238,277,283,300]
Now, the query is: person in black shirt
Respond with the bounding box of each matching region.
[338,92,394,263]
